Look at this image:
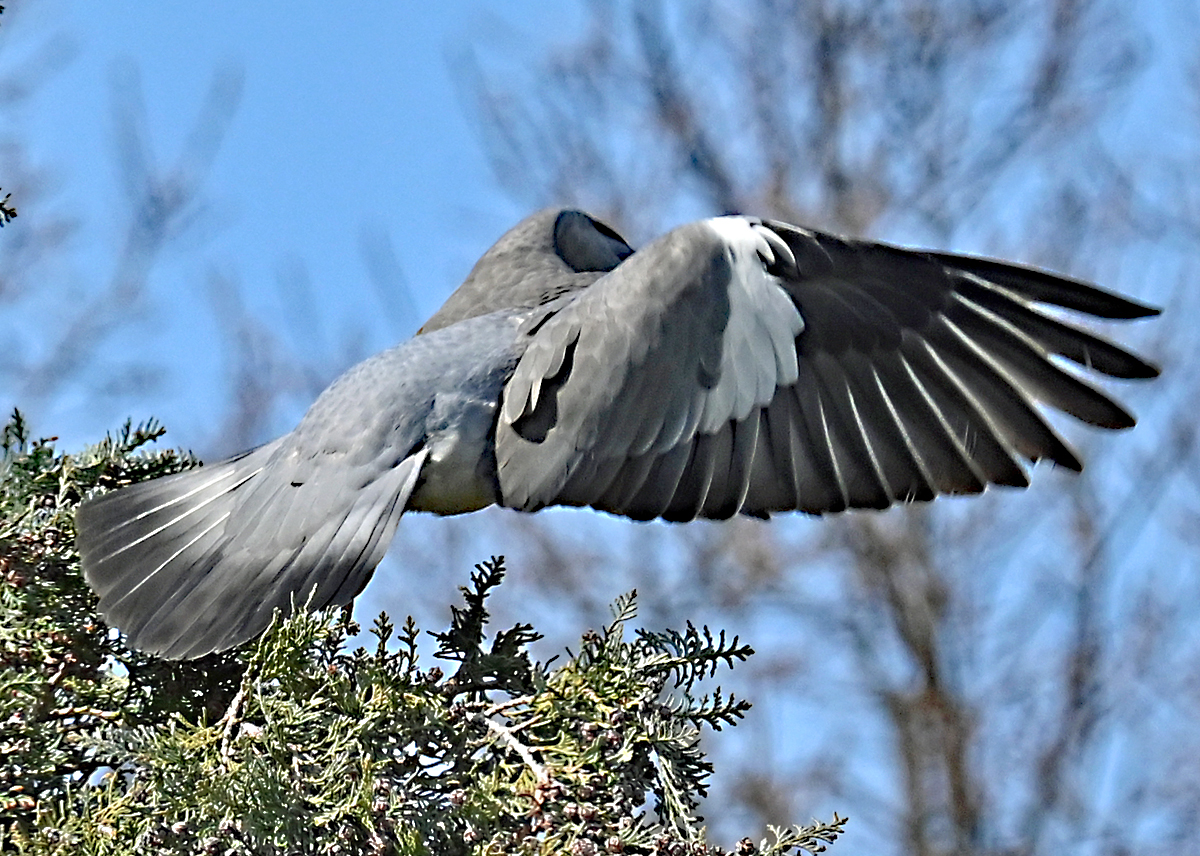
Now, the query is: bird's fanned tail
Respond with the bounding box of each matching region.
[78,443,428,659]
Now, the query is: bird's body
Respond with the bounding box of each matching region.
[76,209,1159,658]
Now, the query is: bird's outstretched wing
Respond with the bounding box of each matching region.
[494,217,1158,521]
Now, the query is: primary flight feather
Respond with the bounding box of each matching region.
[76,209,1160,659]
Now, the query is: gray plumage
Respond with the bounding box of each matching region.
[76,208,1159,658]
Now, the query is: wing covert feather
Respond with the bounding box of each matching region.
[497,218,803,512]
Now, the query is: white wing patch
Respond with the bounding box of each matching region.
[699,216,804,432]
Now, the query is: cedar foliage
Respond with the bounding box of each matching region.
[0,411,845,854]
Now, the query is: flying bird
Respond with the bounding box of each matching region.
[76,209,1160,659]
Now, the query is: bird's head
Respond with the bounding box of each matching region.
[417,208,633,334]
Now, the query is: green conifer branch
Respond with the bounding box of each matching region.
[0,410,846,854]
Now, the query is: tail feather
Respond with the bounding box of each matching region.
[80,447,272,607]
[78,442,428,659]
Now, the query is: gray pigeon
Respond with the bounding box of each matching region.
[76,209,1160,659]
